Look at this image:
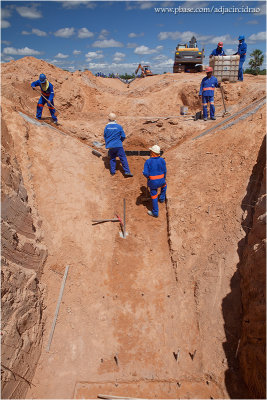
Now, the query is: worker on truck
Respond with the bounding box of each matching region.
[209,42,225,57]
[234,35,247,81]
[104,113,133,177]
[31,73,58,124]
[199,67,220,121]
[143,145,167,218]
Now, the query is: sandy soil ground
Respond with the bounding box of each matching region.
[1,57,266,399]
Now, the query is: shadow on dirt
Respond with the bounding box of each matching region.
[222,135,266,399]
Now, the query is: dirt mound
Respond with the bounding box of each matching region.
[1,57,266,399]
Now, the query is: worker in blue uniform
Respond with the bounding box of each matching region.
[143,145,167,218]
[210,42,226,57]
[31,73,58,124]
[104,113,133,177]
[199,67,220,121]
[234,35,247,81]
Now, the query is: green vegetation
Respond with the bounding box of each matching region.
[247,49,265,75]
[119,73,135,80]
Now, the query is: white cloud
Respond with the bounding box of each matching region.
[158,31,236,45]
[127,42,138,48]
[246,20,259,25]
[54,27,75,38]
[73,50,81,55]
[1,20,10,28]
[140,2,156,10]
[113,52,126,62]
[22,28,47,37]
[225,48,235,55]
[1,9,12,19]
[247,32,266,43]
[1,55,14,63]
[128,32,144,38]
[3,46,41,55]
[92,39,123,48]
[134,45,163,55]
[61,1,97,9]
[181,1,209,8]
[55,53,69,59]
[32,28,47,37]
[16,5,42,19]
[85,51,104,61]
[1,40,11,45]
[98,29,109,39]
[254,2,266,16]
[78,28,94,39]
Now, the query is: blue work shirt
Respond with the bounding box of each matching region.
[143,156,167,189]
[210,47,226,56]
[199,75,219,97]
[31,80,55,102]
[237,41,247,61]
[104,122,126,149]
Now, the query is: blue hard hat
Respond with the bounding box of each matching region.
[238,35,245,41]
[39,73,46,83]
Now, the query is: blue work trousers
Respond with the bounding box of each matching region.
[202,95,215,119]
[238,59,245,81]
[108,147,131,174]
[150,184,167,217]
[37,96,57,121]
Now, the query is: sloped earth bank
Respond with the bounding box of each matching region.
[1,57,266,399]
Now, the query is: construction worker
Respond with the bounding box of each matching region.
[234,35,247,81]
[143,145,166,218]
[210,42,225,57]
[31,74,58,124]
[199,67,220,121]
[104,113,133,177]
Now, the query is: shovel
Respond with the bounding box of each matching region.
[33,88,60,116]
[220,86,230,117]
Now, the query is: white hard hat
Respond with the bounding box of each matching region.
[149,145,161,154]
[108,112,116,121]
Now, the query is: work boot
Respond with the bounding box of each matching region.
[53,120,58,125]
[147,210,158,218]
[125,172,133,177]
[211,117,216,120]
[159,198,165,203]
[203,118,207,121]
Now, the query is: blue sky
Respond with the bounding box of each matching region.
[1,0,266,74]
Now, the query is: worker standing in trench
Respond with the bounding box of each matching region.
[199,67,220,121]
[104,113,133,177]
[31,73,58,124]
[143,145,167,218]
[234,35,247,82]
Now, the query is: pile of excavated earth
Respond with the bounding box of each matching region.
[1,56,266,399]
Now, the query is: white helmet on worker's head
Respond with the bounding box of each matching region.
[149,145,161,154]
[108,112,116,121]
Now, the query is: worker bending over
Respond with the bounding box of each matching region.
[210,42,225,57]
[234,35,247,81]
[199,67,220,121]
[31,73,58,124]
[143,145,167,218]
[104,113,133,177]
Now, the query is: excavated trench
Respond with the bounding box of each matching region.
[1,58,266,399]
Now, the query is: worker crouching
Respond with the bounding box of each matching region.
[143,145,167,218]
[104,113,133,177]
[199,67,220,121]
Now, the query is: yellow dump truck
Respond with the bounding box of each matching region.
[173,36,204,73]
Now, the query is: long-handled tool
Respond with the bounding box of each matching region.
[220,85,230,117]
[33,87,60,116]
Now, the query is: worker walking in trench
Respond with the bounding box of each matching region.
[209,42,226,57]
[31,73,58,124]
[234,35,247,81]
[143,145,167,218]
[199,67,220,121]
[104,113,133,177]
